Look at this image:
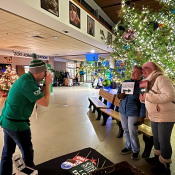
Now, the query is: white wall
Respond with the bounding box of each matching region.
[110,57,116,69]
[54,61,66,72]
[48,57,54,69]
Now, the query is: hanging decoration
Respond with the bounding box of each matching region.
[124,45,130,50]
[123,28,136,41]
[158,23,165,28]
[102,78,111,87]
[4,57,12,63]
[171,8,175,13]
[120,62,125,66]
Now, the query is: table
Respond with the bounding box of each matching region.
[34,147,113,175]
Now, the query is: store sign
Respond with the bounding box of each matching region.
[67,63,76,68]
[12,51,49,60]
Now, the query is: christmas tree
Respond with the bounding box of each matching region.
[101,0,175,81]
[0,65,19,96]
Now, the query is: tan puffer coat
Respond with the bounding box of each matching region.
[145,71,175,122]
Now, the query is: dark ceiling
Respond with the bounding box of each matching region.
[94,0,163,23]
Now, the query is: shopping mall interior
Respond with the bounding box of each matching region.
[0,0,175,174]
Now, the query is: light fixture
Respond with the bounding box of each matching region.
[91,50,95,53]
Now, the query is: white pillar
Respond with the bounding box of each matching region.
[110,57,116,69]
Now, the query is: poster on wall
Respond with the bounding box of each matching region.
[107,32,112,45]
[69,1,80,29]
[41,0,59,17]
[87,16,94,37]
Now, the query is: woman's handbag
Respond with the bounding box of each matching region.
[90,161,145,175]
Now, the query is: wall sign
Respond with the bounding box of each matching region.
[4,57,12,63]
[12,51,49,60]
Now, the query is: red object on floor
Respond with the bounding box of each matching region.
[3,94,8,97]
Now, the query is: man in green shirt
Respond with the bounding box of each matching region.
[0,55,52,175]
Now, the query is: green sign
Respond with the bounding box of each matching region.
[47,64,53,93]
[68,160,98,175]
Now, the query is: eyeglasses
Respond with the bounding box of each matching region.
[142,67,150,71]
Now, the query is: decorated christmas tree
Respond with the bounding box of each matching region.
[0,65,19,96]
[101,0,175,81]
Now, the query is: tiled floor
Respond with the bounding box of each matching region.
[0,83,175,174]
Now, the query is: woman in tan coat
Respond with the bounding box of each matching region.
[140,62,175,175]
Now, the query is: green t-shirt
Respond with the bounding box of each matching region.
[0,72,44,131]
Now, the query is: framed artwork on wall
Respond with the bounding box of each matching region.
[69,1,80,29]
[107,32,112,45]
[41,0,59,17]
[87,16,95,37]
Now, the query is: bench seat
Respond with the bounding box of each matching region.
[100,107,153,158]
[88,97,108,109]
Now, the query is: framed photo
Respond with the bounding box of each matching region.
[87,16,95,37]
[69,1,80,29]
[107,32,112,45]
[41,0,59,17]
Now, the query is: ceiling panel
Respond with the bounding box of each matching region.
[0,9,108,60]
[94,0,163,23]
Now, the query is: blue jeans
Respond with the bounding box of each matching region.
[120,113,140,153]
[0,128,34,175]
[151,121,174,159]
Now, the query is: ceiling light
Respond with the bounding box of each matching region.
[53,36,57,39]
[91,50,95,53]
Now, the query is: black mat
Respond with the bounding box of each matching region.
[34,147,113,175]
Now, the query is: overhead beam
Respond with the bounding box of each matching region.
[101,0,141,9]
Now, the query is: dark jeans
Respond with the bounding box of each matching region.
[0,128,34,175]
[151,121,174,159]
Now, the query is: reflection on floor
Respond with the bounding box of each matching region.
[0,83,175,175]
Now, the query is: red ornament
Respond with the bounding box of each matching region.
[123,28,136,41]
[120,62,125,66]
[159,23,164,28]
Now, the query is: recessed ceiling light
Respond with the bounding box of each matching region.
[53,36,57,39]
[91,50,95,53]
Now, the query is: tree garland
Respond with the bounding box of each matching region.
[101,0,175,81]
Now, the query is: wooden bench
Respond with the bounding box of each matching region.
[100,96,153,158]
[88,89,115,120]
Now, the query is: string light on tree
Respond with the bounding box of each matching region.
[101,0,175,81]
[0,65,19,97]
